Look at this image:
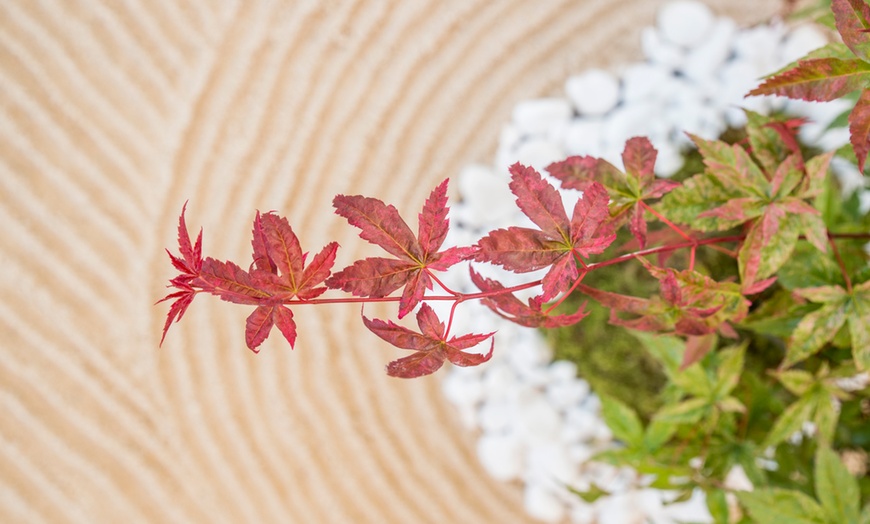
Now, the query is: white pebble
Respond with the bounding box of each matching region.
[527,441,575,484]
[482,364,518,402]
[653,140,685,178]
[546,380,590,411]
[562,118,605,155]
[658,1,715,48]
[512,98,574,136]
[565,69,621,116]
[641,27,686,69]
[517,394,562,443]
[441,371,484,407]
[457,163,516,226]
[548,360,579,383]
[477,432,524,481]
[621,63,671,102]
[524,483,566,523]
[603,102,657,150]
[478,400,514,433]
[682,18,737,82]
[514,138,565,171]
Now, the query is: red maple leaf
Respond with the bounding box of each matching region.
[362,303,494,378]
[327,179,475,318]
[192,211,338,353]
[157,202,203,345]
[547,138,679,248]
[469,268,588,328]
[475,163,616,301]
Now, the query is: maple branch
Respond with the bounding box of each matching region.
[544,269,588,315]
[427,269,461,296]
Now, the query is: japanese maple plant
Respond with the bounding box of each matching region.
[161,0,870,521]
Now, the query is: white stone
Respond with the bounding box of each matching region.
[457,163,516,226]
[441,371,484,407]
[641,26,686,69]
[477,432,524,481]
[565,69,621,116]
[780,24,829,65]
[548,360,579,383]
[546,380,590,410]
[682,18,738,82]
[512,98,574,136]
[478,400,514,433]
[517,394,562,443]
[527,441,575,484]
[570,502,596,524]
[482,364,518,402]
[514,138,565,171]
[732,24,786,76]
[524,483,566,523]
[562,118,605,155]
[657,1,715,48]
[621,63,671,103]
[602,102,657,151]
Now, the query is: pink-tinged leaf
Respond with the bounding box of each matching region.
[646,179,681,199]
[794,285,849,303]
[691,135,768,195]
[327,257,417,297]
[832,0,870,62]
[697,197,765,224]
[622,136,657,183]
[475,227,566,271]
[681,334,716,370]
[769,154,805,199]
[296,241,339,299]
[800,213,830,254]
[660,271,682,305]
[799,152,834,199]
[783,302,849,368]
[363,303,494,378]
[739,208,801,289]
[608,308,669,332]
[470,269,588,328]
[764,123,806,171]
[541,255,579,301]
[570,181,616,256]
[628,203,648,248]
[398,270,430,319]
[425,245,477,271]
[509,163,571,238]
[743,276,778,295]
[446,338,494,367]
[157,290,195,346]
[177,201,203,273]
[252,211,277,273]
[778,197,821,216]
[547,155,620,191]
[576,284,654,315]
[260,212,305,289]
[273,305,297,348]
[417,179,450,256]
[747,58,870,101]
[245,306,275,352]
[333,194,421,260]
[849,89,870,172]
[198,258,271,305]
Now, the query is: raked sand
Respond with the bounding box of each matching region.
[0,1,783,522]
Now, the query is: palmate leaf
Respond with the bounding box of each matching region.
[547,137,679,247]
[158,202,204,345]
[849,89,870,171]
[328,179,474,318]
[362,303,494,378]
[784,280,870,370]
[199,212,338,352]
[476,163,616,300]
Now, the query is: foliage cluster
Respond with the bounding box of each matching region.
[160,0,870,521]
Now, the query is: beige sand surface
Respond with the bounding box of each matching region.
[1,1,783,522]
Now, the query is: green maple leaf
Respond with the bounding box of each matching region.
[783,280,870,370]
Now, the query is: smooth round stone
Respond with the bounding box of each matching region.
[565,69,621,116]
[602,102,657,151]
[517,394,562,443]
[514,138,565,171]
[441,371,484,407]
[477,432,524,481]
[548,360,579,383]
[657,1,715,48]
[641,27,686,68]
[780,24,828,64]
[523,483,566,523]
[546,380,590,410]
[478,400,515,433]
[526,441,575,484]
[652,140,685,178]
[621,63,671,102]
[482,364,518,402]
[457,163,516,225]
[682,18,737,82]
[562,118,605,155]
[570,502,596,524]
[512,98,574,136]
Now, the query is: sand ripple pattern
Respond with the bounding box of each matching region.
[0,1,779,522]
